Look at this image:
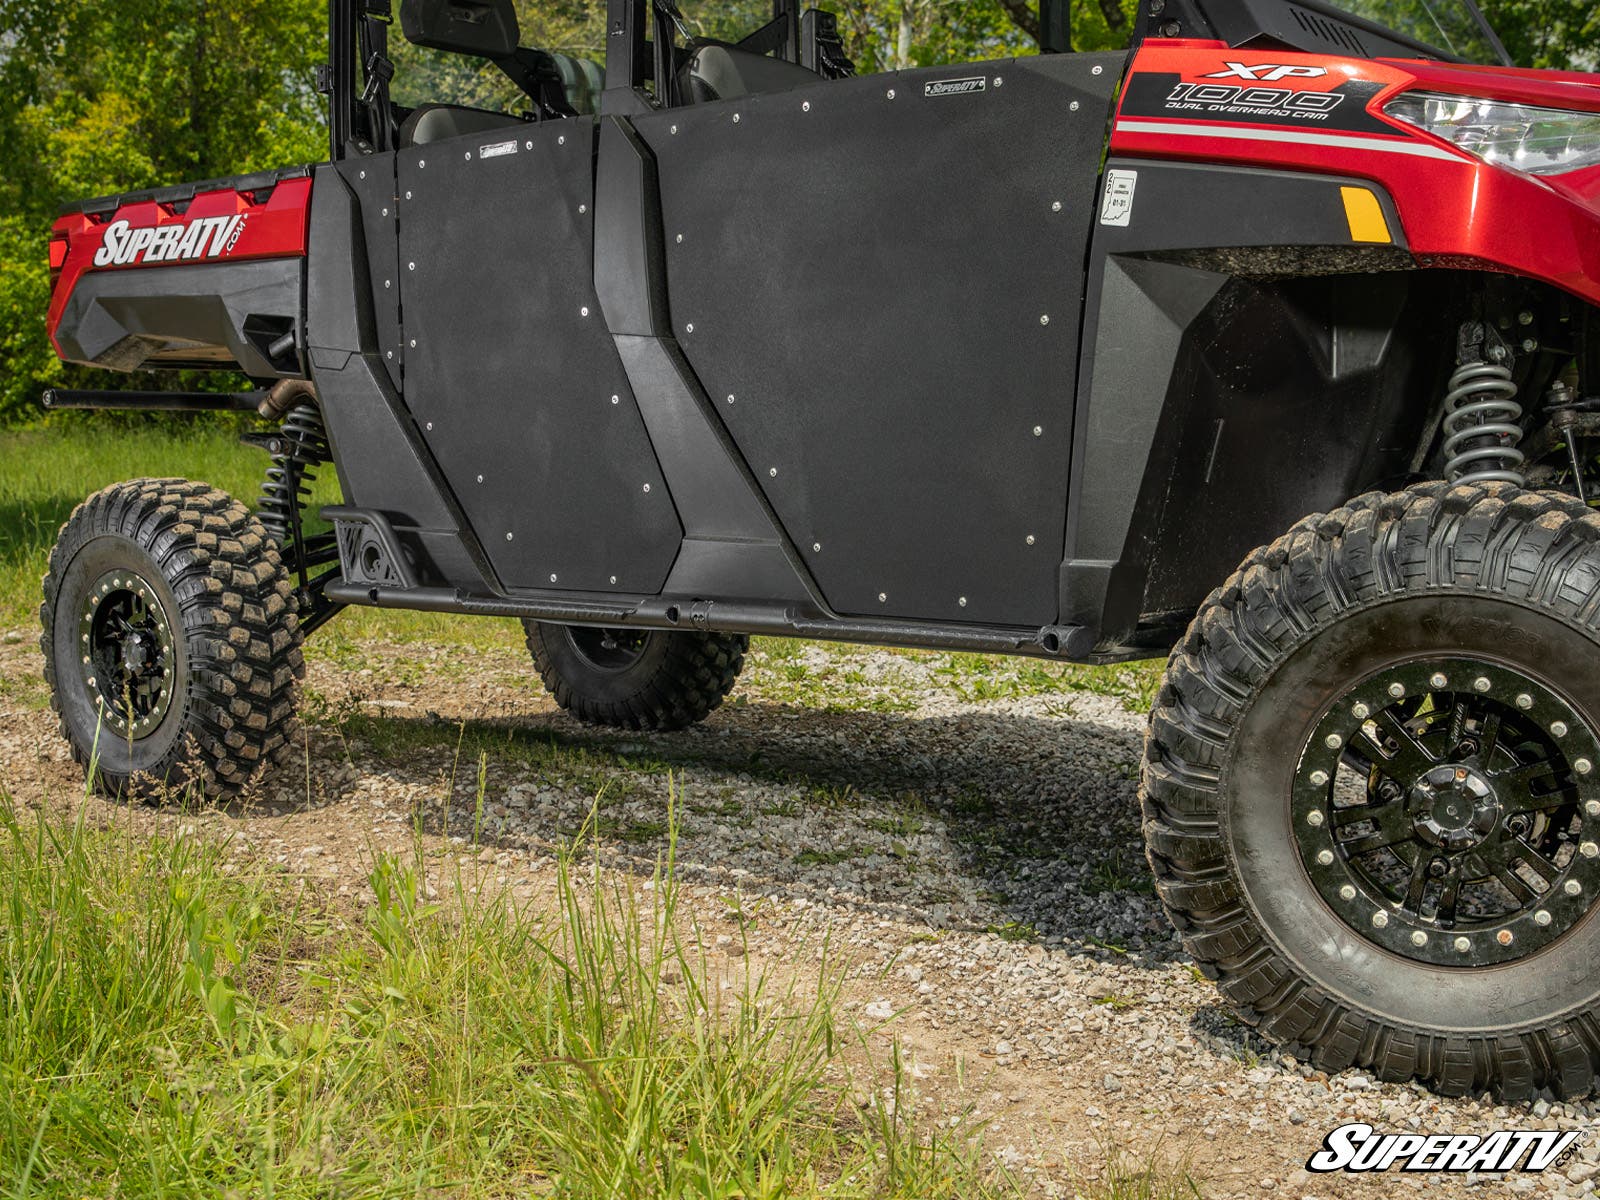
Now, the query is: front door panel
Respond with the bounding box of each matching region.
[637,53,1124,626]
[397,119,682,594]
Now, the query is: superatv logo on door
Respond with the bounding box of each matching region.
[925,77,986,97]
[92,214,248,268]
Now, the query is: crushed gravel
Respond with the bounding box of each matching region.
[1,631,1596,1198]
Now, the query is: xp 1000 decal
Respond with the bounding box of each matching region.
[1118,48,1400,135]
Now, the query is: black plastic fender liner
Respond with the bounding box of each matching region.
[1066,159,1418,648]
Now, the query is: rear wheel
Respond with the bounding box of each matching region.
[1145,482,1600,1098]
[523,622,747,731]
[40,479,304,802]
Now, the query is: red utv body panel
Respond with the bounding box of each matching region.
[1111,41,1600,306]
[48,175,313,358]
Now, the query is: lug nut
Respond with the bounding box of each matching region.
[1428,858,1448,878]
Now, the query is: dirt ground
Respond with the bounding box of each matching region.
[1,628,1594,1199]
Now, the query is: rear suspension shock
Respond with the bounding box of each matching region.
[247,386,342,633]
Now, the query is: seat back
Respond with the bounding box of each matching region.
[548,53,606,116]
[680,42,820,103]
[401,103,526,146]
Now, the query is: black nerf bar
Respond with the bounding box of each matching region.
[42,388,267,413]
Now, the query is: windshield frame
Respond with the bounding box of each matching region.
[1298,0,1512,66]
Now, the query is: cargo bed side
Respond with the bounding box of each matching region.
[48,166,315,379]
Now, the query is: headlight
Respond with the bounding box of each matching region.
[1385,91,1600,176]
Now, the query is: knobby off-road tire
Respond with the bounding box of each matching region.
[523,622,747,731]
[41,479,305,802]
[1145,481,1600,1099]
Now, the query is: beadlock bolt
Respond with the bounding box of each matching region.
[1325,733,1343,749]
[1389,683,1406,698]
[1565,879,1583,895]
[1352,702,1370,719]
[1317,849,1334,865]
[1553,721,1569,737]
[1372,911,1389,929]
[1535,910,1553,927]
[1339,884,1357,901]
[1582,842,1600,858]
[1410,930,1428,947]
[1430,672,1448,689]
[1306,810,1325,827]
[1455,936,1471,952]
[1474,677,1491,693]
[1517,693,1534,710]
[1579,758,1595,776]
[1309,769,1329,786]
[1497,929,1514,945]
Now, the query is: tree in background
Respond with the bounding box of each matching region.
[1,0,1597,427]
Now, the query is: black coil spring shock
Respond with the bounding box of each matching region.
[257,403,331,547]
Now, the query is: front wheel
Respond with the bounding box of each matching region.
[523,622,747,731]
[1145,482,1600,1098]
[40,479,305,802]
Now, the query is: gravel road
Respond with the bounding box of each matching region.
[1,627,1596,1198]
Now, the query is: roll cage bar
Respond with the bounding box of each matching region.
[324,0,1509,161]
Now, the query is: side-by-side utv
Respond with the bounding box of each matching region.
[39,0,1600,1098]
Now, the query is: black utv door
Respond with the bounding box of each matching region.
[395,119,683,595]
[634,53,1124,627]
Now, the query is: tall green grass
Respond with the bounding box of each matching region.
[0,794,1009,1198]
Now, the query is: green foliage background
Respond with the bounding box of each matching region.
[0,0,1595,429]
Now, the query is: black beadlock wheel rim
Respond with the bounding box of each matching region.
[77,569,177,741]
[565,627,651,672]
[1294,655,1600,967]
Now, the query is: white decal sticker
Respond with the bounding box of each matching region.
[1100,169,1138,227]
[479,140,519,159]
[92,214,246,268]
